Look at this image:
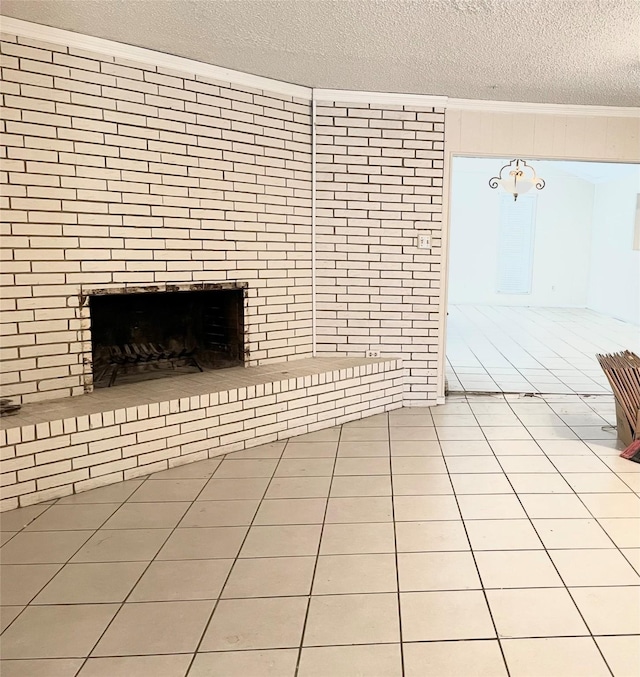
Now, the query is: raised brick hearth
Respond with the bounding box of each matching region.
[1,357,403,510]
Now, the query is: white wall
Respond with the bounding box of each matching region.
[444,109,640,162]
[448,157,594,306]
[587,169,640,324]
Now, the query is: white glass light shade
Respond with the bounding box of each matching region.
[490,159,545,201]
[498,176,534,196]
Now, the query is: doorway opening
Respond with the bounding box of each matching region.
[445,157,640,396]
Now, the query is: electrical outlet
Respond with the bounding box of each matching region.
[366,350,381,358]
[418,234,431,249]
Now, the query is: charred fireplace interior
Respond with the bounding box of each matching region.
[90,287,245,387]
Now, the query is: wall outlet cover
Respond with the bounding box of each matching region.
[418,234,431,249]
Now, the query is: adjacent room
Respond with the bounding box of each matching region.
[446,157,640,395]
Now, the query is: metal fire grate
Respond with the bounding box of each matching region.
[97,343,203,387]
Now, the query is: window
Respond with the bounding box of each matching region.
[496,193,537,294]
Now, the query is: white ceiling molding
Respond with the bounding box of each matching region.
[2,17,639,119]
[447,97,640,119]
[313,88,447,109]
[0,16,312,99]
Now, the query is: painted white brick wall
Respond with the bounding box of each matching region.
[0,33,313,403]
[0,32,447,408]
[314,101,445,402]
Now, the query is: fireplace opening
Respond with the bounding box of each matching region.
[89,287,245,387]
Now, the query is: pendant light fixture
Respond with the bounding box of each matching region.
[489,159,545,201]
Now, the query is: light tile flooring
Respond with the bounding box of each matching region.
[446,306,640,395]
[1,393,639,676]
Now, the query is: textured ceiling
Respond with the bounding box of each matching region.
[2,0,640,106]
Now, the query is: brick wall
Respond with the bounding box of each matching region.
[0,33,313,404]
[0,29,448,407]
[314,100,445,403]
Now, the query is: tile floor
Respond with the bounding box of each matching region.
[446,306,640,395]
[1,392,639,676]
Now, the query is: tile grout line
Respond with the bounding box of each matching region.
[477,305,607,394]
[451,305,548,392]
[510,395,640,575]
[73,461,225,675]
[182,446,290,676]
[0,476,160,644]
[440,395,512,677]
[388,409,406,677]
[446,305,623,396]
[1,505,100,632]
[495,395,617,676]
[293,422,344,676]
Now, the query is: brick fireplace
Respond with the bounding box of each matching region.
[0,28,447,408]
[0,33,315,405]
[0,24,443,509]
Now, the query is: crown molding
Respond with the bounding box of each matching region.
[0,16,312,99]
[310,90,639,118]
[447,97,640,118]
[313,88,447,108]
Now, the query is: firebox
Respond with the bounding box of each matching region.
[89,284,245,387]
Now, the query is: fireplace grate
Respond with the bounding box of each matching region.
[97,342,203,387]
